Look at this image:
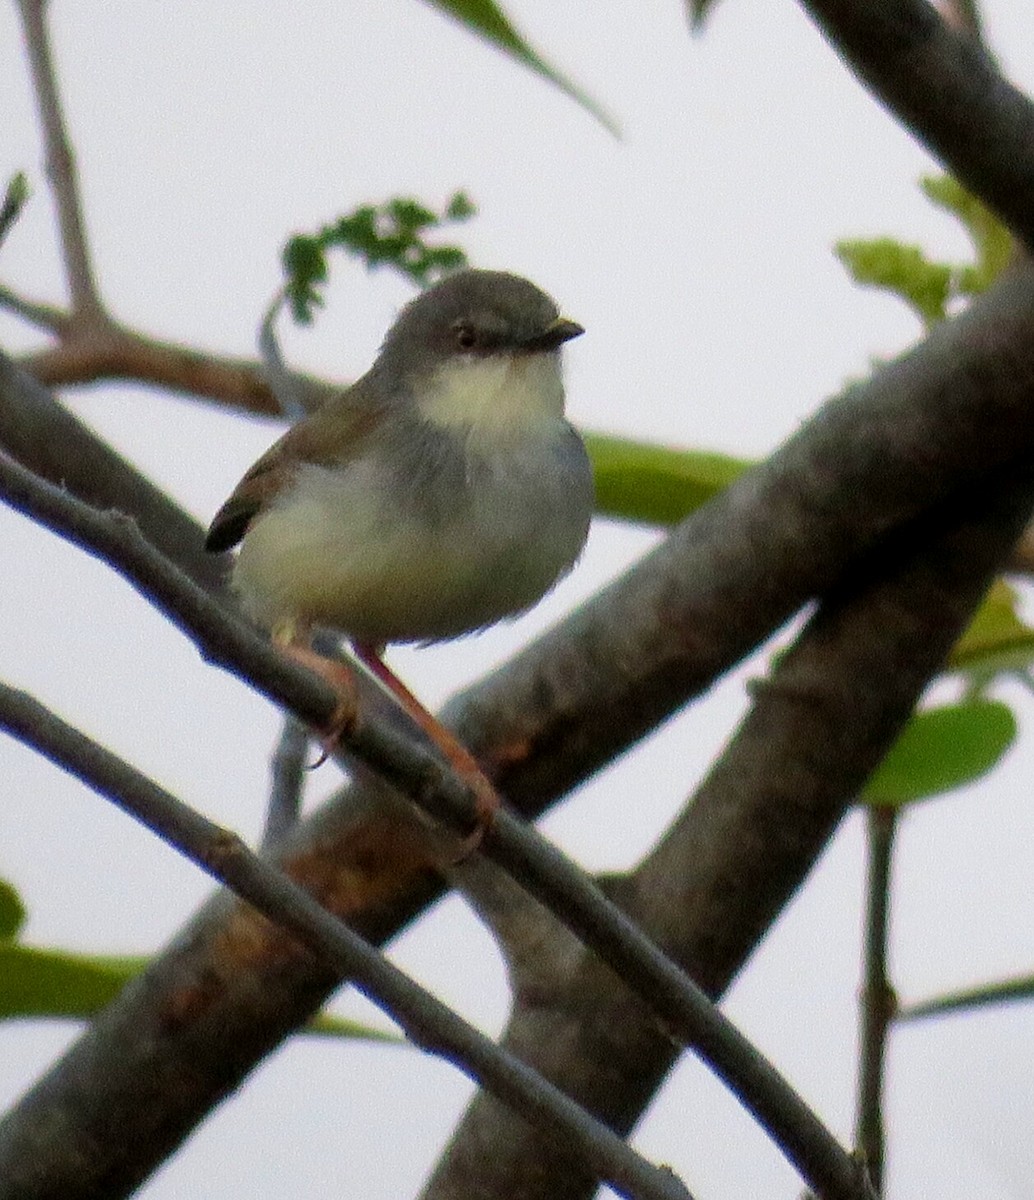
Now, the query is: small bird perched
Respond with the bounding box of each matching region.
[206,269,593,813]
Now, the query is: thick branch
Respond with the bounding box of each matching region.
[5,261,1034,1196]
[0,437,867,1200]
[798,0,1034,250]
[425,465,1034,1200]
[0,683,692,1200]
[0,351,224,592]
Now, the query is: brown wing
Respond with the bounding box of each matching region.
[205,378,382,553]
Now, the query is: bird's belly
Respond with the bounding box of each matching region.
[234,441,592,644]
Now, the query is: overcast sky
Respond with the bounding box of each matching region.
[2,2,1033,1197]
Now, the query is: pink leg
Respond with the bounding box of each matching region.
[277,636,360,767]
[353,642,500,844]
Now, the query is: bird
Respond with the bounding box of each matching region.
[205,268,593,829]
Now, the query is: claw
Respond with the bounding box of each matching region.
[276,637,360,767]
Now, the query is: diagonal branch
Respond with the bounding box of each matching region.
[0,418,871,1200]
[0,283,72,335]
[5,258,1034,1196]
[15,0,104,319]
[0,350,225,592]
[0,683,693,1200]
[424,463,1034,1200]
[798,0,1034,251]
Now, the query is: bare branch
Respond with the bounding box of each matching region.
[0,683,693,1200]
[261,716,309,851]
[0,350,225,592]
[0,429,871,1200]
[19,326,335,417]
[426,462,1034,1200]
[15,0,104,318]
[854,807,898,1194]
[0,283,72,335]
[4,257,1034,1196]
[798,0,1034,250]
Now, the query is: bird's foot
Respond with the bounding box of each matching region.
[352,642,499,857]
[279,642,360,767]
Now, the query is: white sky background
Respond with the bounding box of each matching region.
[1,1,1033,1197]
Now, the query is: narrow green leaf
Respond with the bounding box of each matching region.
[0,944,401,1042]
[0,880,26,940]
[584,432,749,527]
[899,974,1034,1022]
[686,0,722,30]
[863,700,1017,808]
[421,0,619,136]
[0,171,29,249]
[306,1012,403,1042]
[0,944,145,1021]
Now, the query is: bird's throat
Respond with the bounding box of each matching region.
[417,352,565,444]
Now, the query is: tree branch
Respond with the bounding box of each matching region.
[0,683,693,1200]
[798,0,1034,250]
[5,258,1034,1195]
[15,0,104,318]
[0,433,871,1200]
[20,327,335,416]
[0,283,72,335]
[424,464,1034,1200]
[854,806,898,1194]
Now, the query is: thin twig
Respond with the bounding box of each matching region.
[854,806,898,1195]
[0,682,692,1200]
[258,289,309,420]
[0,284,72,335]
[0,434,872,1200]
[20,331,334,416]
[261,716,309,851]
[16,0,104,318]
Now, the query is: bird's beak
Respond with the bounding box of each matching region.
[522,316,585,352]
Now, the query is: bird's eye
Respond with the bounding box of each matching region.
[454,322,477,351]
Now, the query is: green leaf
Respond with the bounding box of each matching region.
[585,432,749,527]
[685,0,723,30]
[863,699,1017,808]
[921,174,1012,296]
[0,171,29,248]
[899,973,1034,1022]
[0,944,145,1021]
[282,234,329,324]
[282,193,477,322]
[0,879,26,940]
[948,579,1034,677]
[421,0,619,136]
[445,190,477,220]
[306,1012,402,1042]
[0,943,401,1042]
[835,238,951,326]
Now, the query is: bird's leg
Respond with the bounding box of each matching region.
[353,642,500,845]
[272,621,360,766]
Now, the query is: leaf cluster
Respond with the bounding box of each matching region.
[281,191,476,323]
[836,174,1012,328]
